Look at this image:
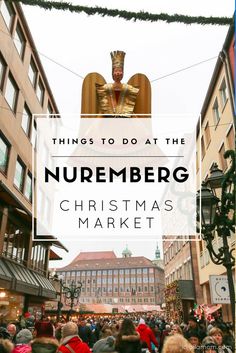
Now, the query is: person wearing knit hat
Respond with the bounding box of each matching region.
[34,320,54,338]
[58,322,90,353]
[12,329,33,353]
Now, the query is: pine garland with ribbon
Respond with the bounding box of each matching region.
[7,0,232,26]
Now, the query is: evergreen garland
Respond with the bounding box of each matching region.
[7,0,232,26]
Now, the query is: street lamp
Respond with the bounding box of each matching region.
[196,150,235,327]
[60,280,82,320]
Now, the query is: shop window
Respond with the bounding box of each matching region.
[3,219,28,264]
[24,172,32,202]
[36,77,45,105]
[0,133,10,174]
[28,57,37,88]
[212,98,220,125]
[22,104,32,137]
[0,53,7,91]
[14,158,25,192]
[0,0,15,31]
[14,22,26,59]
[5,73,19,112]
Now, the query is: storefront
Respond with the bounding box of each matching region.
[165,280,195,323]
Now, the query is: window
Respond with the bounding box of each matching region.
[125,269,129,274]
[28,57,37,87]
[36,77,44,105]
[143,277,148,283]
[3,221,28,265]
[143,268,148,274]
[213,98,220,125]
[22,104,32,137]
[0,133,10,174]
[31,120,37,149]
[0,54,6,90]
[108,270,112,275]
[125,278,130,283]
[14,158,25,191]
[137,277,142,283]
[201,136,205,159]
[5,73,19,112]
[219,143,227,171]
[24,173,32,202]
[219,78,228,108]
[227,125,234,150]
[86,271,91,276]
[47,101,53,116]
[102,278,107,284]
[119,269,124,274]
[102,270,107,275]
[137,269,142,274]
[92,271,96,276]
[204,122,211,147]
[131,269,136,274]
[14,23,26,59]
[119,278,124,283]
[0,1,15,31]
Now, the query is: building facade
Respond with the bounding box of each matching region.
[56,249,165,309]
[162,23,235,324]
[0,0,64,323]
[196,23,235,322]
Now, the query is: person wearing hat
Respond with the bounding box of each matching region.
[58,322,90,353]
[34,319,54,338]
[31,320,58,353]
[184,317,206,342]
[12,329,33,353]
[137,318,158,352]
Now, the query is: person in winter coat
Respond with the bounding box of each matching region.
[115,318,141,353]
[31,337,59,353]
[57,322,90,353]
[0,339,14,353]
[137,318,158,352]
[12,329,33,353]
[93,329,116,353]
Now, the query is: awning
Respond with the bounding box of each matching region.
[32,271,57,299]
[49,249,62,261]
[2,259,56,299]
[4,260,39,296]
[0,259,13,290]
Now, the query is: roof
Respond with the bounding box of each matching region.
[71,251,117,263]
[49,249,62,261]
[57,256,160,271]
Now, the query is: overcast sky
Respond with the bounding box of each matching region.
[21,1,233,267]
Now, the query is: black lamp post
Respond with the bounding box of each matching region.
[60,280,82,320]
[196,150,235,327]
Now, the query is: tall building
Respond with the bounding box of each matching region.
[195,23,235,322]
[162,23,235,324]
[0,0,65,322]
[56,249,165,310]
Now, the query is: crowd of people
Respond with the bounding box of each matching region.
[0,313,234,353]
